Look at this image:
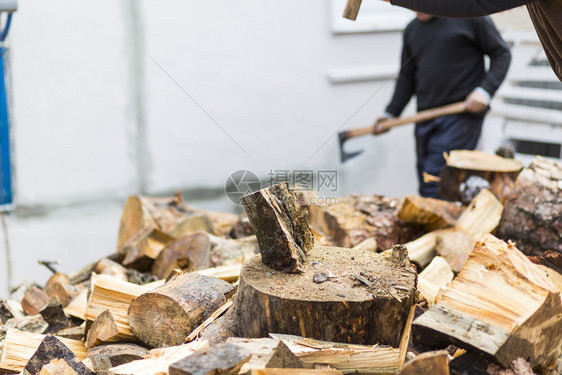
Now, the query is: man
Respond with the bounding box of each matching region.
[385,0,562,82]
[375,14,510,198]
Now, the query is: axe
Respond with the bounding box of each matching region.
[338,101,467,163]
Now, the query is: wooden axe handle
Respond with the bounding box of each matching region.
[344,101,467,139]
[343,0,363,20]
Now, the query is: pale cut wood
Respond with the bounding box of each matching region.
[21,286,50,316]
[197,264,241,283]
[444,150,522,172]
[94,258,128,281]
[128,272,234,348]
[168,343,251,375]
[270,334,401,374]
[398,196,462,231]
[226,338,302,373]
[237,246,417,346]
[240,182,314,273]
[351,237,377,252]
[152,232,212,279]
[38,358,79,375]
[398,306,416,370]
[64,289,88,320]
[413,234,562,370]
[455,189,503,240]
[417,256,454,306]
[85,274,156,339]
[343,0,362,20]
[170,214,215,238]
[108,340,208,375]
[404,232,437,269]
[118,227,175,271]
[434,229,476,272]
[86,309,122,348]
[400,350,449,375]
[0,328,87,373]
[23,335,94,375]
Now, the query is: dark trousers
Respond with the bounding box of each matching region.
[415,113,484,198]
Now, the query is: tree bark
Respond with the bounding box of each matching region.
[128,272,234,348]
[23,335,94,375]
[240,182,314,273]
[497,156,562,256]
[236,246,417,346]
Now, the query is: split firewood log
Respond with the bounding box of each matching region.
[39,298,70,334]
[225,338,303,372]
[198,305,239,346]
[152,232,212,279]
[399,350,449,375]
[0,329,87,373]
[412,234,562,370]
[434,229,476,273]
[128,273,234,348]
[236,244,417,346]
[247,370,342,375]
[87,343,149,374]
[240,182,314,273]
[94,258,128,282]
[84,274,162,341]
[37,358,80,375]
[64,289,88,321]
[398,196,463,231]
[108,340,208,375]
[57,326,86,341]
[118,227,175,272]
[86,310,123,348]
[438,150,522,202]
[21,287,50,316]
[23,335,94,375]
[168,343,251,375]
[207,234,258,268]
[307,195,422,250]
[417,257,453,306]
[270,333,401,374]
[0,299,14,324]
[497,156,562,256]
[171,214,216,238]
[44,273,79,307]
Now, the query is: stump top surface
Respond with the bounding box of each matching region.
[241,246,416,302]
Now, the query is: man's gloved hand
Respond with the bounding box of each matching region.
[372,117,391,135]
[465,89,490,113]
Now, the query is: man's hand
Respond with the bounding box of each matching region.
[372,117,390,135]
[465,89,490,113]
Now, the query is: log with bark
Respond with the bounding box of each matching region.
[168,343,251,375]
[21,287,50,316]
[497,156,562,256]
[39,298,70,334]
[152,232,212,279]
[412,234,562,370]
[108,340,208,375]
[44,273,79,307]
[128,272,234,348]
[23,335,94,375]
[240,182,314,273]
[87,343,149,374]
[86,309,123,348]
[236,244,417,346]
[398,196,463,231]
[118,227,175,272]
[84,274,162,341]
[270,333,401,374]
[0,329,87,373]
[438,150,522,202]
[307,195,422,250]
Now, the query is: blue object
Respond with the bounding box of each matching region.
[0,12,13,208]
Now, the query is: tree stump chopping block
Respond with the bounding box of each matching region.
[128,272,235,348]
[236,246,417,346]
[240,182,314,273]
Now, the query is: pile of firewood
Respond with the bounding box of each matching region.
[0,152,560,375]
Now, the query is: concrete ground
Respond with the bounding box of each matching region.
[0,195,237,298]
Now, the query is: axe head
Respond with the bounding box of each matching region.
[338,131,364,163]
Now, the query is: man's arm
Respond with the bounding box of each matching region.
[473,17,511,97]
[385,36,416,118]
[389,0,536,17]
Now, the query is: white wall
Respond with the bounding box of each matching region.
[8,0,417,211]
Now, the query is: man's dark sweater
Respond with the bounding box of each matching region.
[386,16,511,117]
[390,0,562,82]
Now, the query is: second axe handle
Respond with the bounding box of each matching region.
[346,101,467,139]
